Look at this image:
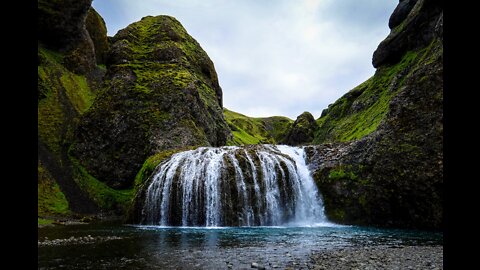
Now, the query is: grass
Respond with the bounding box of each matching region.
[38,218,54,225]
[313,47,426,144]
[38,46,97,154]
[60,73,95,113]
[224,108,292,145]
[70,156,135,212]
[328,167,358,182]
[38,162,70,216]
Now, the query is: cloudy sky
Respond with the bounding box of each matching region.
[92,0,397,119]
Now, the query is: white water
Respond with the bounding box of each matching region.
[143,145,329,227]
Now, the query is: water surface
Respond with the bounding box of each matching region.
[38,222,442,269]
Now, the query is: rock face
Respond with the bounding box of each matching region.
[85,7,109,64]
[38,0,109,216]
[372,0,442,68]
[38,0,96,74]
[72,16,231,188]
[388,0,418,29]
[309,0,443,229]
[282,112,318,146]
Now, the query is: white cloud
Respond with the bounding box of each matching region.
[92,0,397,119]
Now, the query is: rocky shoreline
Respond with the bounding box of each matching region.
[307,245,443,270]
[38,235,124,247]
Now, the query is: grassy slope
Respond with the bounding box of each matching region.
[312,38,443,227]
[312,43,436,144]
[38,46,136,219]
[224,108,293,145]
[38,161,70,217]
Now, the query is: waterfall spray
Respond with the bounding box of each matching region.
[142,145,328,227]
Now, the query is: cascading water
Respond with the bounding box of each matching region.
[142,145,328,227]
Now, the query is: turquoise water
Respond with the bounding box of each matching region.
[38,223,442,269]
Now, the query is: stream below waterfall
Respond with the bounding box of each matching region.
[38,222,442,269]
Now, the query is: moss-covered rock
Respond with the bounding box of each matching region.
[372,0,442,68]
[38,1,116,217]
[86,7,109,64]
[38,0,96,75]
[38,161,70,217]
[38,45,102,215]
[224,108,293,145]
[282,112,318,145]
[308,0,443,230]
[72,16,231,188]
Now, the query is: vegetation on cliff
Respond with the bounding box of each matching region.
[224,108,292,145]
[308,0,443,229]
[282,112,318,145]
[38,44,100,219]
[38,0,443,231]
[72,15,231,189]
[38,0,121,221]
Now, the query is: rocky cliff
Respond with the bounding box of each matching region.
[38,1,231,219]
[38,0,443,230]
[71,15,231,189]
[38,0,107,218]
[307,0,443,229]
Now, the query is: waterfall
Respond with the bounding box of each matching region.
[142,145,328,227]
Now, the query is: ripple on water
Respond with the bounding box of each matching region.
[38,223,443,269]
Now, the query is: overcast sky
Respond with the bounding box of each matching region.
[92,0,397,119]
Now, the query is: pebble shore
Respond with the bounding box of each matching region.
[307,245,443,270]
[38,235,123,247]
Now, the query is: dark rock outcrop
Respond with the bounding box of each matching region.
[38,0,96,74]
[310,0,443,229]
[72,16,231,188]
[85,7,110,64]
[372,0,442,68]
[282,112,318,146]
[38,1,121,217]
[388,0,418,29]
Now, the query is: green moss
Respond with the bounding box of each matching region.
[98,64,107,71]
[328,167,358,182]
[38,93,64,155]
[38,163,70,216]
[60,73,95,113]
[38,218,54,225]
[134,147,197,189]
[38,46,97,155]
[328,208,346,221]
[313,46,428,144]
[224,108,293,145]
[70,156,134,211]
